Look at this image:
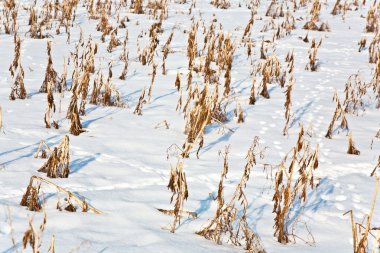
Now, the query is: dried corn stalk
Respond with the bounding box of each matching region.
[34,140,51,159]
[234,101,244,123]
[182,83,213,158]
[133,0,144,14]
[44,81,59,129]
[175,72,181,91]
[107,29,121,53]
[78,68,91,115]
[119,49,129,80]
[325,91,349,138]
[22,209,48,253]
[166,159,188,233]
[90,69,124,108]
[96,10,113,37]
[303,0,330,31]
[21,176,102,214]
[3,0,17,35]
[283,75,294,135]
[68,94,85,136]
[9,35,27,100]
[40,41,59,93]
[343,73,372,115]
[370,156,380,177]
[139,22,161,66]
[331,0,343,16]
[343,177,379,253]
[148,63,158,102]
[273,125,319,244]
[211,0,230,9]
[347,132,360,155]
[48,235,55,253]
[371,52,380,108]
[38,135,70,178]
[368,32,379,63]
[221,35,235,97]
[20,177,42,212]
[365,4,378,33]
[162,31,174,75]
[249,77,257,105]
[258,55,282,99]
[242,10,255,42]
[305,39,322,72]
[197,139,266,252]
[134,88,146,115]
[187,22,198,70]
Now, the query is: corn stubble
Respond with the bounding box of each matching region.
[258,55,282,99]
[234,101,244,123]
[182,83,214,158]
[303,0,330,32]
[133,0,144,14]
[68,94,85,135]
[22,209,56,253]
[197,139,266,253]
[162,31,174,75]
[211,0,230,9]
[343,73,373,115]
[146,0,169,20]
[119,47,129,80]
[38,135,70,178]
[179,25,243,156]
[9,35,27,100]
[365,4,378,33]
[20,177,42,212]
[44,81,59,129]
[139,22,161,66]
[34,140,51,159]
[107,29,121,53]
[368,30,380,64]
[273,125,319,244]
[325,91,349,139]
[165,159,189,233]
[90,67,124,108]
[344,177,379,253]
[3,0,18,35]
[370,156,380,177]
[21,175,102,214]
[305,38,322,72]
[134,87,146,115]
[347,132,360,155]
[40,41,60,93]
[4,0,380,251]
[283,75,294,135]
[371,52,380,108]
[148,63,158,101]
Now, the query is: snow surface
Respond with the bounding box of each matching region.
[0,0,379,252]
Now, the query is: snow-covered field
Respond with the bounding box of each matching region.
[0,0,379,252]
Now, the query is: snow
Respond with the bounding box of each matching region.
[0,0,379,252]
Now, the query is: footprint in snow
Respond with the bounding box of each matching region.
[334,202,345,211]
[0,222,11,235]
[351,193,361,203]
[335,195,347,201]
